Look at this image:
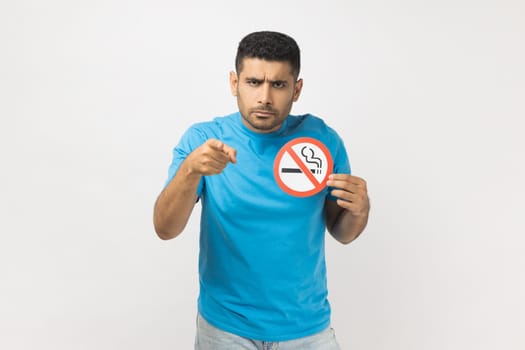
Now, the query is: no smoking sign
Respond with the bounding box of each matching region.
[273,137,333,197]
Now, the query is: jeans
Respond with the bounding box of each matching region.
[195,313,342,350]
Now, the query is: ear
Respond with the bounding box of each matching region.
[293,78,303,102]
[229,71,238,96]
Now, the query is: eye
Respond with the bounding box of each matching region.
[272,81,287,89]
[247,79,260,86]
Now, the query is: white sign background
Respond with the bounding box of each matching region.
[274,138,332,196]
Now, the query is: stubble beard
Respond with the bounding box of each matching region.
[241,109,283,132]
[236,88,294,133]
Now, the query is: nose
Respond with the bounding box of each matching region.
[258,83,272,105]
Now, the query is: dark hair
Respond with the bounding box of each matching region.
[235,31,301,78]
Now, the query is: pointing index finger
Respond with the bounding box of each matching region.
[223,144,237,164]
[208,139,237,164]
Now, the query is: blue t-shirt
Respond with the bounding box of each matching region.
[166,112,351,341]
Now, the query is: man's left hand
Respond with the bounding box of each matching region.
[326,174,370,217]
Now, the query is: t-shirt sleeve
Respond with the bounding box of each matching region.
[164,126,207,196]
[327,134,351,201]
[333,137,351,175]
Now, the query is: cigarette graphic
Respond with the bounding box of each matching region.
[281,167,322,174]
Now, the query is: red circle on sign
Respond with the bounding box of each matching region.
[273,137,333,197]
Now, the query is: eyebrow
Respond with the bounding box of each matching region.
[245,77,289,85]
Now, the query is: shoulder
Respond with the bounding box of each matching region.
[171,113,237,153]
[287,114,348,164]
[288,114,342,140]
[183,113,238,140]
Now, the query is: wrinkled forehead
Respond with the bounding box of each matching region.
[237,58,295,79]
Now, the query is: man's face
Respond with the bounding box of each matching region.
[230,58,303,133]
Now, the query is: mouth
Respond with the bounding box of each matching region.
[252,110,276,118]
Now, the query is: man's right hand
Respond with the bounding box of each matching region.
[186,139,237,176]
[153,139,236,240]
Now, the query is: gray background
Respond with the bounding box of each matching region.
[1,0,524,349]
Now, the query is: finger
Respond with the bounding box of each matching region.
[207,139,225,151]
[196,153,234,177]
[221,143,237,164]
[331,188,369,211]
[335,198,355,211]
[326,179,360,194]
[337,198,370,217]
[329,174,366,186]
[194,148,230,174]
[207,139,237,164]
[206,148,233,165]
[327,175,366,190]
[335,199,364,214]
[330,188,357,202]
[326,180,355,193]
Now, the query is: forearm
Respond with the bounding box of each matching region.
[153,160,201,240]
[325,174,370,245]
[154,138,237,240]
[330,209,369,245]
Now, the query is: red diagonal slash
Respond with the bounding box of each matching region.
[285,145,321,186]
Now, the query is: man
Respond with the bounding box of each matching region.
[154,31,370,350]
